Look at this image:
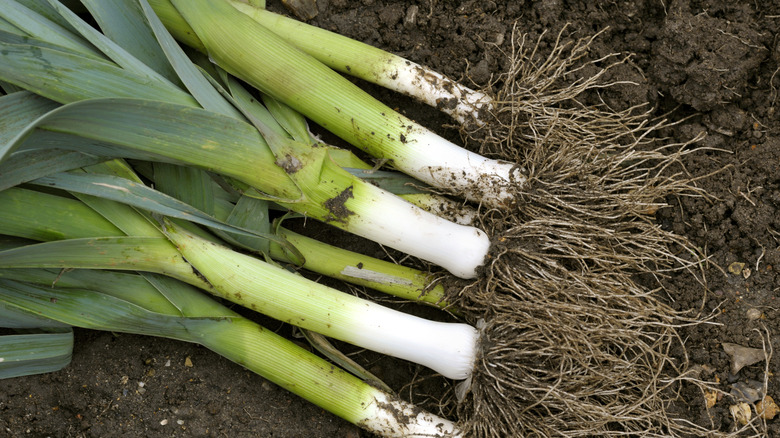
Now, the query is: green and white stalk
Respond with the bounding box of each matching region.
[270,148,491,278]
[0,177,479,380]
[340,167,478,226]
[219,68,479,225]
[155,0,522,208]
[0,2,491,277]
[231,2,491,125]
[269,225,450,308]
[152,0,491,124]
[3,169,454,310]
[0,268,461,437]
[164,221,479,380]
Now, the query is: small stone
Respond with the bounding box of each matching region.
[160,419,169,426]
[742,267,752,279]
[728,262,746,275]
[731,381,763,403]
[704,390,718,408]
[404,5,418,27]
[746,308,763,321]
[756,395,779,420]
[722,343,766,374]
[730,402,752,425]
[184,356,193,368]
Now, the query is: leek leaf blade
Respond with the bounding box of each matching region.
[0,0,98,57]
[137,0,243,119]
[80,0,180,84]
[0,149,103,192]
[0,329,73,379]
[0,40,196,106]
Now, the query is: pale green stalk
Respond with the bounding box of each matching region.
[0,268,461,437]
[269,225,450,308]
[0,0,491,278]
[155,0,521,208]
[163,221,479,380]
[228,1,491,125]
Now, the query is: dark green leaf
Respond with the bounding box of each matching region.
[0,329,73,379]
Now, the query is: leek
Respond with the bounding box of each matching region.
[0,267,461,437]
[0,0,491,278]
[155,0,491,125]
[0,172,477,380]
[154,0,522,207]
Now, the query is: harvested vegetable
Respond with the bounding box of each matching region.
[0,267,461,437]
[0,166,476,380]
[152,0,521,207]
[0,2,715,437]
[0,0,491,278]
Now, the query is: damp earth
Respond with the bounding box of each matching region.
[2,1,779,437]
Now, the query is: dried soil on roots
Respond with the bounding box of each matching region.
[2,1,778,437]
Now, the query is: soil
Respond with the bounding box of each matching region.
[2,0,779,437]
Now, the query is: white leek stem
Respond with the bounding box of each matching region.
[394,126,523,205]
[347,180,492,279]
[359,390,462,438]
[165,224,480,380]
[382,63,491,125]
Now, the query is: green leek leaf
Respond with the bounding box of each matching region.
[0,329,73,379]
[81,0,180,84]
[0,236,204,288]
[0,0,99,57]
[47,0,180,89]
[0,279,212,341]
[32,171,281,243]
[0,187,123,240]
[0,149,104,191]
[137,0,242,118]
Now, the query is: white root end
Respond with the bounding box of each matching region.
[382,60,492,125]
[349,305,480,380]
[359,391,463,438]
[351,182,492,278]
[398,127,524,208]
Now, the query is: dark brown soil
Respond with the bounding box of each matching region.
[2,0,778,437]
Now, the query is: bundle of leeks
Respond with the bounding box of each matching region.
[0,2,707,437]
